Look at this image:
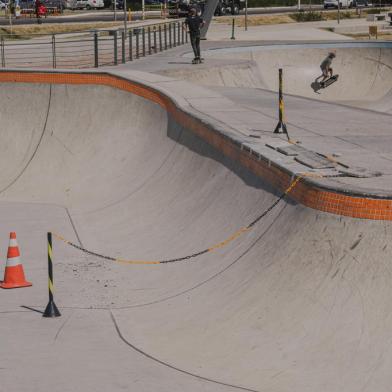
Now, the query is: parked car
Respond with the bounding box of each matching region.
[352,0,368,6]
[168,0,243,17]
[0,1,6,8]
[111,0,123,9]
[324,0,353,7]
[75,0,104,9]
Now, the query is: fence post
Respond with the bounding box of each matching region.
[173,22,176,47]
[121,30,126,63]
[159,25,162,51]
[136,29,140,58]
[164,24,167,50]
[113,30,118,65]
[148,26,151,55]
[51,34,56,68]
[129,29,133,61]
[1,37,5,68]
[181,22,184,44]
[94,32,99,67]
[169,23,172,48]
[153,26,157,53]
[142,27,146,57]
[177,21,180,44]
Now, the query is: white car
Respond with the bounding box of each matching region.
[0,1,6,9]
[324,0,353,7]
[75,0,104,9]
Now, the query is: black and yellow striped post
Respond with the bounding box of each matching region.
[43,232,61,318]
[273,68,289,139]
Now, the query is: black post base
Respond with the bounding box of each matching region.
[274,121,288,135]
[43,300,61,318]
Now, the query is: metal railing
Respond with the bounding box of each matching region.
[0,20,188,69]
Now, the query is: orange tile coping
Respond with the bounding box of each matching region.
[1,70,391,221]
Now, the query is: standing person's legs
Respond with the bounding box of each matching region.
[195,35,201,59]
[190,33,198,59]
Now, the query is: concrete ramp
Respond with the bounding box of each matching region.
[162,44,392,112]
[0,79,392,392]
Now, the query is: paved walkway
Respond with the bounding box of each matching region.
[206,17,390,40]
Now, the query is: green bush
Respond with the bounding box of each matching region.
[366,8,385,13]
[290,10,324,21]
[341,10,352,17]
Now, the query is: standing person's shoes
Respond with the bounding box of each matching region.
[191,57,204,64]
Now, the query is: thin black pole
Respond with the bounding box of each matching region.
[52,34,57,68]
[121,30,126,63]
[153,26,157,53]
[1,37,5,68]
[142,27,146,57]
[113,30,118,65]
[148,26,151,55]
[231,18,235,40]
[159,25,162,51]
[136,29,140,59]
[168,23,172,48]
[164,24,167,50]
[129,29,133,61]
[94,32,99,67]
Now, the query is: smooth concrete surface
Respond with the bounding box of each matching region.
[117,41,392,196]
[0,79,392,392]
[1,18,392,392]
[160,44,392,109]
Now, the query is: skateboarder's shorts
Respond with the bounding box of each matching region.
[320,67,328,76]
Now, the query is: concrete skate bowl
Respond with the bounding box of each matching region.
[171,43,392,113]
[1,72,392,392]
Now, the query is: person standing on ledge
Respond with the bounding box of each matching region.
[184,7,205,64]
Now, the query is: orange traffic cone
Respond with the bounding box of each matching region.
[0,232,32,289]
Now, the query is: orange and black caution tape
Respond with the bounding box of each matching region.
[53,176,302,265]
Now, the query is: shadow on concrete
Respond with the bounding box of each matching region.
[167,115,297,205]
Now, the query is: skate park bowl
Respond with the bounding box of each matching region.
[0,70,392,392]
[169,42,392,113]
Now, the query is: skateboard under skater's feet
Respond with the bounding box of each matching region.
[320,74,339,88]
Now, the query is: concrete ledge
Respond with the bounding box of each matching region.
[0,69,391,220]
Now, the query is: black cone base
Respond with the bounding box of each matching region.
[274,121,288,135]
[43,300,61,318]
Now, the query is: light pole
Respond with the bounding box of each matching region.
[337,0,340,24]
[123,0,127,34]
[245,0,248,31]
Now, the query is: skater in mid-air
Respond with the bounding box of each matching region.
[184,7,205,64]
[317,52,336,86]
